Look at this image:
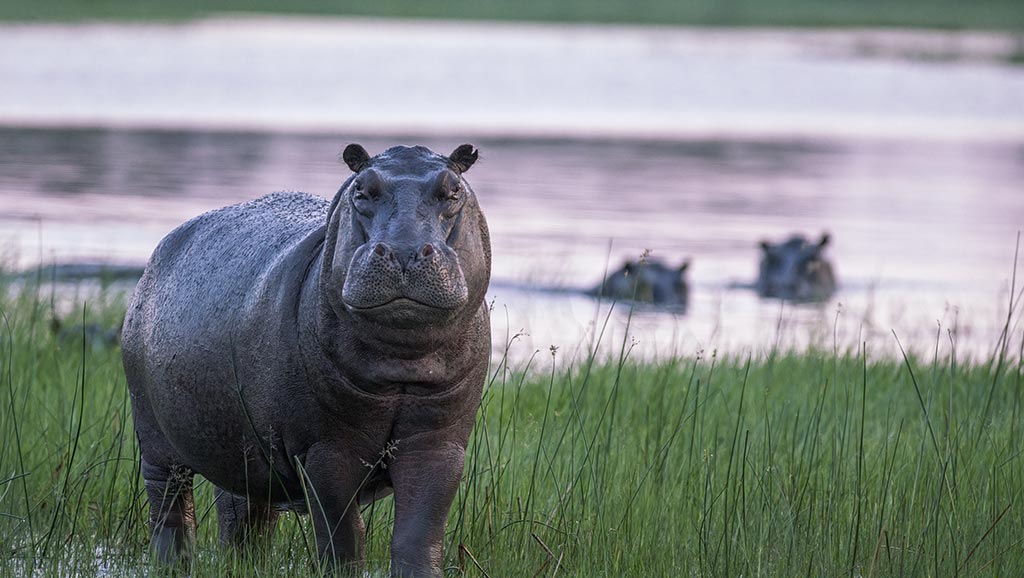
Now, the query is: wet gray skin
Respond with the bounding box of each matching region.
[121,144,490,578]
[589,259,690,311]
[756,233,836,302]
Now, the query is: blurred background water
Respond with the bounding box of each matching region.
[1,16,1022,362]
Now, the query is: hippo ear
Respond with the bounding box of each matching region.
[759,240,771,252]
[817,232,831,249]
[449,144,479,173]
[678,260,690,274]
[342,144,371,173]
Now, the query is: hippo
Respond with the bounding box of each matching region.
[121,144,491,578]
[588,258,690,311]
[756,233,836,301]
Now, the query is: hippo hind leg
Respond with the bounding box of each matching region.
[142,458,196,564]
[215,488,280,550]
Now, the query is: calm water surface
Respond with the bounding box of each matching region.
[2,127,1021,361]
[3,18,1023,140]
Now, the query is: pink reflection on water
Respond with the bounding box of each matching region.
[1,129,1021,360]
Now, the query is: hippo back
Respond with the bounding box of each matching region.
[122,192,329,490]
[124,192,328,365]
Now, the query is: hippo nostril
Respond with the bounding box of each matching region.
[373,243,389,258]
[420,244,435,258]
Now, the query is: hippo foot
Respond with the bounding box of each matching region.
[391,560,443,578]
[151,525,193,566]
[143,461,196,566]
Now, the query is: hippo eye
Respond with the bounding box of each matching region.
[446,183,463,201]
[352,180,374,203]
[351,181,376,216]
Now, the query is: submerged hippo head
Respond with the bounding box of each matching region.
[591,258,690,311]
[323,144,490,329]
[756,233,836,302]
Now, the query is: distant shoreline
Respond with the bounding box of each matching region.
[1,18,1022,143]
[1,1,1023,32]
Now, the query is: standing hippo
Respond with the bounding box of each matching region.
[588,258,690,311]
[121,144,490,578]
[756,233,836,301]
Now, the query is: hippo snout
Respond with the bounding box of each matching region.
[370,241,439,270]
[342,240,469,312]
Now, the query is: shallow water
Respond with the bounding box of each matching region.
[2,127,1021,361]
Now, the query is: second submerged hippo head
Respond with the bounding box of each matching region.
[591,258,691,311]
[756,233,836,302]
[322,144,491,329]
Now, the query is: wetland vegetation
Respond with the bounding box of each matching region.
[1,279,1022,576]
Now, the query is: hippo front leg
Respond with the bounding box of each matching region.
[389,442,466,578]
[302,444,369,573]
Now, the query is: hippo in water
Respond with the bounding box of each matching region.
[756,233,836,301]
[121,144,490,577]
[588,258,690,311]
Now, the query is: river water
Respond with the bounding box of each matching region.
[1,18,1022,362]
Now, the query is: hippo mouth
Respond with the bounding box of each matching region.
[346,296,458,312]
[344,295,465,329]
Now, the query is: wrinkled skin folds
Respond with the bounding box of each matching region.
[756,232,836,302]
[122,144,491,578]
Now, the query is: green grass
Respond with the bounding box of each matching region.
[1,0,1023,31]
[1,279,1023,577]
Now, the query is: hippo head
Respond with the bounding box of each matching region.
[591,257,690,311]
[756,233,836,302]
[621,259,690,307]
[322,144,490,331]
